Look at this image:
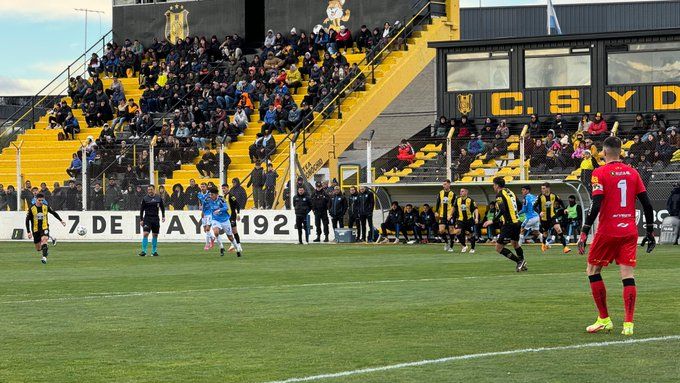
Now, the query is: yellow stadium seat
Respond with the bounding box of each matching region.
[508,143,519,151]
[407,160,425,169]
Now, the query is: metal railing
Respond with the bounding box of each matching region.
[0,30,114,148]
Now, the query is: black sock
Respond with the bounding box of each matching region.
[500,247,519,263]
[234,233,241,244]
[41,244,48,257]
[470,235,476,250]
[560,234,567,247]
[459,234,466,247]
[449,235,455,247]
[515,246,524,261]
[298,229,303,243]
[441,233,447,243]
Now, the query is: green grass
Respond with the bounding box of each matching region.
[1,242,679,383]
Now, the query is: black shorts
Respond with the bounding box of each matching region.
[143,220,160,234]
[32,229,48,244]
[454,220,475,233]
[540,220,558,232]
[438,217,452,227]
[498,223,521,244]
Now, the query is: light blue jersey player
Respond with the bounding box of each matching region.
[206,187,242,257]
[197,183,214,249]
[520,185,542,244]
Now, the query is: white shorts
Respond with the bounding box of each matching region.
[522,216,540,232]
[211,221,233,236]
[202,215,212,226]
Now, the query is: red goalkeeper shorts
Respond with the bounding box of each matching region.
[588,232,638,267]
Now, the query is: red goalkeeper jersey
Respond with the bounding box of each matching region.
[591,161,646,237]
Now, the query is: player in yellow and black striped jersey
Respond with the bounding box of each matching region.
[434,179,456,252]
[483,177,527,272]
[534,182,571,253]
[25,193,65,264]
[452,188,479,253]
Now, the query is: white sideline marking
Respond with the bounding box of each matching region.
[0,272,578,305]
[263,336,680,383]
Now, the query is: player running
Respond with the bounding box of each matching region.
[139,185,165,257]
[452,188,478,253]
[577,137,655,336]
[434,179,456,252]
[483,177,527,272]
[535,182,571,253]
[519,185,542,245]
[198,182,215,250]
[25,193,66,264]
[207,187,242,257]
[222,183,243,253]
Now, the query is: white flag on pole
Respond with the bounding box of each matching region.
[547,0,562,35]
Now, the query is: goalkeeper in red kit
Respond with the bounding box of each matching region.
[578,136,656,336]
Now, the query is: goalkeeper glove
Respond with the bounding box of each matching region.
[577,225,591,255]
[645,224,656,254]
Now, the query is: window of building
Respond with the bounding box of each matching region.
[608,42,680,85]
[524,48,591,88]
[446,52,510,92]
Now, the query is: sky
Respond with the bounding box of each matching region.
[0,0,656,96]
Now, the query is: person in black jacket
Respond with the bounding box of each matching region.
[347,186,360,237]
[328,186,347,229]
[418,203,436,243]
[402,204,421,244]
[230,178,248,211]
[311,181,330,242]
[378,201,405,244]
[185,179,201,210]
[357,185,375,242]
[90,183,105,210]
[168,184,187,211]
[293,186,312,244]
[247,161,266,209]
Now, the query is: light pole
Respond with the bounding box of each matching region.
[74,8,105,77]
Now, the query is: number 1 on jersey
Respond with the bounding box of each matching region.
[617,179,627,208]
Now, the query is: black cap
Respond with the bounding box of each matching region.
[315,181,322,187]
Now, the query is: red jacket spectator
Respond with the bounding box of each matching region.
[397,140,415,163]
[588,113,608,135]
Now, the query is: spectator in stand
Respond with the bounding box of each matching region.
[477,117,494,137]
[258,130,276,162]
[528,114,542,136]
[467,134,485,156]
[624,113,648,137]
[576,113,590,133]
[643,134,657,156]
[457,115,472,139]
[637,154,653,187]
[66,153,82,179]
[668,127,679,148]
[196,151,218,178]
[105,178,122,211]
[0,184,9,211]
[396,139,415,170]
[588,112,608,136]
[336,26,353,51]
[627,135,644,162]
[230,178,248,210]
[90,183,105,210]
[6,185,17,211]
[356,25,372,53]
[531,138,548,170]
[285,65,303,93]
[579,150,599,192]
[646,113,666,140]
[550,113,567,135]
[20,181,32,209]
[263,163,278,209]
[654,136,675,165]
[87,53,101,76]
[431,115,449,137]
[456,147,475,178]
[486,132,508,162]
[248,161,266,209]
[495,119,510,139]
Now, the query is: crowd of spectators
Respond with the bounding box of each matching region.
[46,18,400,198]
[428,112,679,182]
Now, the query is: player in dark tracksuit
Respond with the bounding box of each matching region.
[347,186,360,239]
[139,185,165,257]
[402,204,421,243]
[357,186,375,242]
[293,187,312,244]
[311,182,330,242]
[328,187,347,229]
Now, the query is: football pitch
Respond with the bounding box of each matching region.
[1,242,679,383]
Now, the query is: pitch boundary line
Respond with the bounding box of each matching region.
[1,272,577,304]
[262,335,680,383]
